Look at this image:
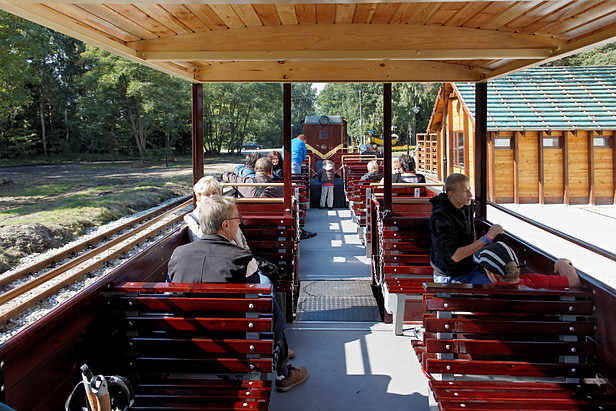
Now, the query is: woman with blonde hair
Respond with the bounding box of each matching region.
[184,176,249,250]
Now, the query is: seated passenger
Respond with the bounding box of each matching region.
[223,157,284,198]
[268,150,284,181]
[169,195,307,392]
[392,159,401,175]
[474,241,582,287]
[184,176,250,251]
[429,173,504,284]
[391,154,425,183]
[360,159,383,181]
[234,152,261,178]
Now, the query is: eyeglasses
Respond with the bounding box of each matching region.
[227,214,243,223]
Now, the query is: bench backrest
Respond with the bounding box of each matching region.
[108,282,276,378]
[422,283,596,381]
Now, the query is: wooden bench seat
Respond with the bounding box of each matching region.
[107,282,277,411]
[421,282,616,411]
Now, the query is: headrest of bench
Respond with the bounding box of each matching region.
[111,282,273,294]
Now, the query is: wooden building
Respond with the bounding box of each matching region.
[419,66,616,205]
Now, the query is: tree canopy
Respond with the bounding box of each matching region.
[1,10,613,163]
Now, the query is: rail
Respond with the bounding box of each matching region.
[487,200,616,263]
[0,199,191,323]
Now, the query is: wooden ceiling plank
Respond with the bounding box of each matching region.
[444,2,487,27]
[536,1,615,37]
[407,2,444,25]
[129,23,566,52]
[104,4,175,37]
[76,4,158,40]
[295,4,316,24]
[46,3,139,42]
[519,1,588,34]
[462,1,518,29]
[479,2,538,30]
[370,3,400,24]
[161,4,210,33]
[334,4,355,24]
[352,3,377,24]
[389,3,417,25]
[231,4,263,27]
[560,12,616,39]
[209,4,245,28]
[193,60,486,83]
[503,1,573,33]
[253,4,281,26]
[134,4,193,35]
[316,4,335,24]
[425,9,461,26]
[184,5,228,31]
[274,4,298,25]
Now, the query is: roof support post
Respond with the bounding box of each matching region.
[383,83,392,212]
[191,83,204,205]
[513,131,520,204]
[563,131,570,205]
[474,82,488,219]
[283,83,292,214]
[538,131,545,204]
[588,131,595,205]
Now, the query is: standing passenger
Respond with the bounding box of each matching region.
[429,173,504,284]
[318,160,336,209]
[286,134,307,174]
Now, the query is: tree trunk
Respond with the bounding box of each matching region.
[38,87,47,157]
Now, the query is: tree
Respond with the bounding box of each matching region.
[292,83,317,136]
[547,42,616,66]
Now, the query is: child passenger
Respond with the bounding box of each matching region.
[473,241,581,287]
[318,160,336,209]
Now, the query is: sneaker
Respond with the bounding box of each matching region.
[288,348,295,359]
[276,365,307,392]
[300,230,317,240]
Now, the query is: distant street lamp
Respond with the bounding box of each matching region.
[412,104,420,147]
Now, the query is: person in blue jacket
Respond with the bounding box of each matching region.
[287,134,307,174]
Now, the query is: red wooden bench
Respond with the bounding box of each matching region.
[107,282,277,410]
[421,282,616,411]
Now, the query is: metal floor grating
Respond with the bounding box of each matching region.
[295,280,381,322]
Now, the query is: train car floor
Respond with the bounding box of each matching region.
[269,208,431,410]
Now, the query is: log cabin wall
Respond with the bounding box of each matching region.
[423,67,616,205]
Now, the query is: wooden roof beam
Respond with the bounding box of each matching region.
[128,24,566,54]
[191,60,488,82]
[141,48,553,61]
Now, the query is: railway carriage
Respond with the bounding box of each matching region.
[1,1,616,410]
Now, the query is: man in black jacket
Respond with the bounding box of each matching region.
[168,195,307,392]
[429,173,504,284]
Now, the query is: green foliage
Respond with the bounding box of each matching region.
[546,42,616,66]
[315,83,438,146]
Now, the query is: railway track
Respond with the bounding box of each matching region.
[0,196,192,326]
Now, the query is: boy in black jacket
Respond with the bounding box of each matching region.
[429,173,504,284]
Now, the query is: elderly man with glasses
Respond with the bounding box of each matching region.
[168,195,308,392]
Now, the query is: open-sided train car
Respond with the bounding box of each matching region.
[2,1,616,409]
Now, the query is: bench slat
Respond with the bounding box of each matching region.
[425,339,595,356]
[112,282,272,294]
[131,357,274,374]
[424,296,593,315]
[125,317,273,333]
[423,283,593,297]
[426,359,596,378]
[129,338,274,354]
[425,318,593,336]
[114,297,273,313]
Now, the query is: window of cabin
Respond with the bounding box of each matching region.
[453,132,464,167]
[543,136,562,149]
[494,136,512,150]
[319,130,328,140]
[593,137,611,148]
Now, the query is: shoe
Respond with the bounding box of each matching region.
[328,207,333,209]
[288,348,295,359]
[300,230,317,240]
[276,365,307,392]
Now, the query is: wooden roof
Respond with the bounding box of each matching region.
[2,1,616,83]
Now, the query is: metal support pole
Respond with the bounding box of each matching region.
[191,83,204,206]
[283,83,292,214]
[475,82,488,219]
[384,83,392,212]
